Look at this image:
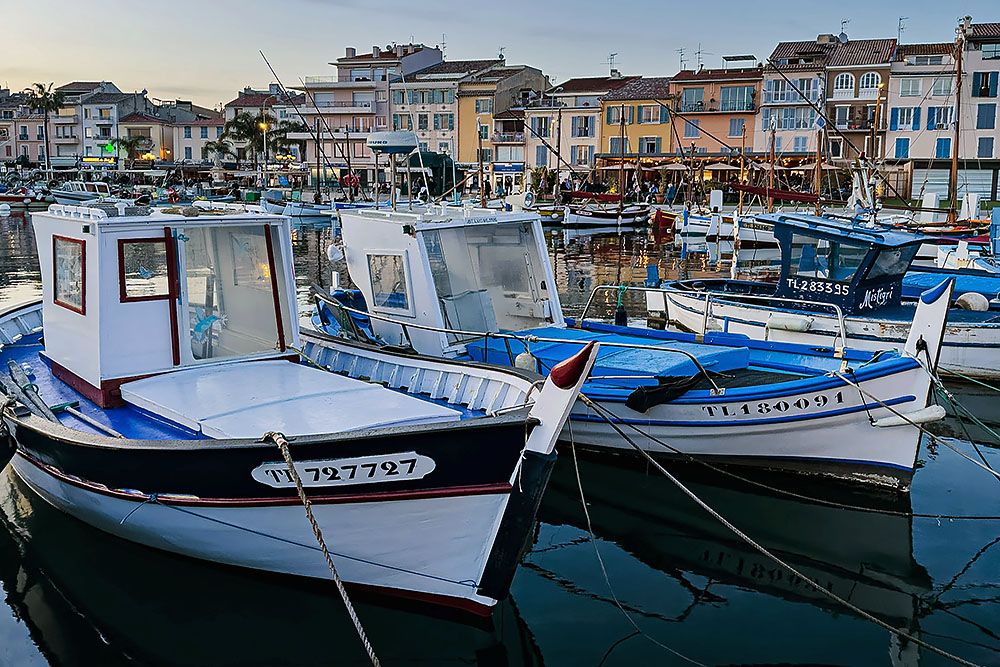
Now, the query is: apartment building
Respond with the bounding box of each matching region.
[389,58,501,164]
[224,85,307,163]
[49,81,121,166]
[670,67,762,156]
[296,44,442,184]
[955,21,1000,199]
[173,115,225,163]
[456,63,548,190]
[598,77,674,165]
[119,112,174,163]
[824,38,896,161]
[755,39,830,156]
[523,73,638,180]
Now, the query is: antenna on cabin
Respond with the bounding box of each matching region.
[606,52,618,75]
[676,48,687,70]
[897,17,908,42]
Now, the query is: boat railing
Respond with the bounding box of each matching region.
[46,204,109,220]
[313,293,724,393]
[579,284,849,351]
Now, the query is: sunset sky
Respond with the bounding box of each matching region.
[3,0,997,108]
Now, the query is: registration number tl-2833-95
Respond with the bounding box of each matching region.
[252,452,436,488]
[700,391,845,418]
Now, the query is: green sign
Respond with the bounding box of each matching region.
[103,142,115,154]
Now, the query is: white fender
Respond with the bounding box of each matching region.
[766,313,813,333]
[524,342,598,456]
[904,278,954,370]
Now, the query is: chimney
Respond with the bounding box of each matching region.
[816,34,836,45]
[396,44,404,57]
[373,45,381,58]
[345,47,356,58]
[610,68,621,79]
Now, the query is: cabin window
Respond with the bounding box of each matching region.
[119,238,170,302]
[53,236,86,315]
[788,234,867,282]
[180,226,283,361]
[866,246,919,280]
[367,254,410,312]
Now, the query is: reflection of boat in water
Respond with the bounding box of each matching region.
[539,456,932,629]
[0,470,543,666]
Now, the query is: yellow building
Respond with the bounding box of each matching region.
[598,77,674,170]
[119,112,174,163]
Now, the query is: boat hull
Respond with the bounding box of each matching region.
[661,288,1000,380]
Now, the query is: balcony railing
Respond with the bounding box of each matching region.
[762,90,820,104]
[677,100,757,112]
[52,114,79,123]
[719,100,756,112]
[492,132,525,143]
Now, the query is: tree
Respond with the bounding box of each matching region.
[22,82,65,176]
[110,135,149,170]
[270,119,309,160]
[222,111,274,168]
[203,139,234,167]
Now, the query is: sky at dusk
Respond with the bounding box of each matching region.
[2,0,998,109]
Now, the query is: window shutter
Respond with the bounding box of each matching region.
[912,107,921,130]
[571,145,579,164]
[889,108,899,131]
[626,106,634,124]
[654,136,662,154]
[571,117,578,137]
[990,72,999,98]
[660,105,670,123]
[606,108,613,124]
[926,107,936,130]
[972,72,983,97]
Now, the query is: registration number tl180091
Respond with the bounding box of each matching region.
[700,391,845,418]
[252,452,436,489]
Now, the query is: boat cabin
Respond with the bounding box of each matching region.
[762,212,926,316]
[32,204,297,406]
[59,181,113,197]
[339,205,563,357]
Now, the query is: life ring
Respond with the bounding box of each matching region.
[166,188,180,204]
[342,173,360,188]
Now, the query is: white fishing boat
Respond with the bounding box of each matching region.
[0,202,597,616]
[657,212,1000,379]
[51,181,114,205]
[312,203,953,489]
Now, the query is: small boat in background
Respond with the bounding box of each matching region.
[51,181,114,205]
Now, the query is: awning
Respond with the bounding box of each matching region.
[703,163,740,171]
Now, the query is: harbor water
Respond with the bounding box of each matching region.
[0,212,998,666]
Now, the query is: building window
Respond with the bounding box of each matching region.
[376,90,388,102]
[900,79,922,97]
[935,137,951,159]
[834,106,849,128]
[976,103,996,130]
[477,148,492,162]
[829,138,843,158]
[927,106,953,130]
[418,142,428,152]
[858,72,881,97]
[570,145,594,166]
[683,119,700,138]
[773,136,782,152]
[637,104,660,123]
[792,136,808,153]
[833,73,855,98]
[608,136,629,155]
[571,115,595,137]
[894,137,910,159]
[984,44,1000,60]
[392,90,405,105]
[184,126,192,138]
[474,98,493,114]
[216,127,223,137]
[200,127,208,139]
[978,137,994,158]
[605,105,633,125]
[350,68,371,82]
[535,144,547,167]
[639,136,661,155]
[530,116,550,137]
[392,114,412,131]
[417,114,428,130]
[680,88,704,112]
[932,78,953,96]
[53,235,86,315]
[433,113,454,130]
[972,72,999,98]
[118,238,170,302]
[720,86,755,111]
[438,142,450,154]
[184,146,192,160]
[913,55,944,65]
[728,118,745,137]
[478,124,489,139]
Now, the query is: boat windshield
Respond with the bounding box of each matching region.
[180,225,282,361]
[421,222,554,343]
[787,234,868,282]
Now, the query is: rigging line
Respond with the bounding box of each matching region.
[927,534,1000,608]
[566,420,707,666]
[394,69,427,205]
[762,59,917,214]
[579,395,982,667]
[257,50,349,200]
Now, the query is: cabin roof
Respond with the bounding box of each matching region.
[757,212,926,247]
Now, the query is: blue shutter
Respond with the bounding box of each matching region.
[972,72,983,98]
[571,116,578,137]
[926,107,936,130]
[626,106,634,124]
[606,108,613,124]
[654,136,662,154]
[889,108,899,131]
[990,72,999,97]
[660,105,670,122]
[912,107,921,130]
[570,146,579,164]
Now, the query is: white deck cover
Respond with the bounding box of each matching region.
[120,360,461,439]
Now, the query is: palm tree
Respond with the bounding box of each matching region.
[22,82,65,176]
[270,119,309,160]
[222,111,271,168]
[110,135,148,170]
[203,139,234,167]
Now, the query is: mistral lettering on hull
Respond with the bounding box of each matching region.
[252,452,436,488]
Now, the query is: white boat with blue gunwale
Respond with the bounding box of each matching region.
[0,202,598,616]
[312,204,954,490]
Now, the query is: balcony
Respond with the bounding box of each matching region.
[492,132,525,143]
[676,100,757,113]
[299,101,374,115]
[302,76,376,89]
[835,119,879,131]
[52,114,79,124]
[762,90,820,105]
[54,135,79,143]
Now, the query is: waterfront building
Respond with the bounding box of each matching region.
[49,82,120,167]
[755,39,832,158]
[0,90,24,164]
[597,76,674,171]
[669,66,762,157]
[118,112,174,164]
[224,84,306,163]
[523,73,638,183]
[456,62,548,191]
[295,44,442,186]
[823,38,896,161]
[172,114,225,163]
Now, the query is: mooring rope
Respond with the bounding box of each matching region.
[578,395,982,667]
[262,431,380,667]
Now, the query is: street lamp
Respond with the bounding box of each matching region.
[258,121,269,164]
[258,120,269,187]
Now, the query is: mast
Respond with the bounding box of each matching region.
[814,126,823,215]
[738,124,746,216]
[767,123,776,212]
[315,118,321,203]
[478,116,486,207]
[949,19,967,223]
[554,104,563,201]
[617,103,626,220]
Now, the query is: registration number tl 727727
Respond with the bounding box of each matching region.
[252,452,436,489]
